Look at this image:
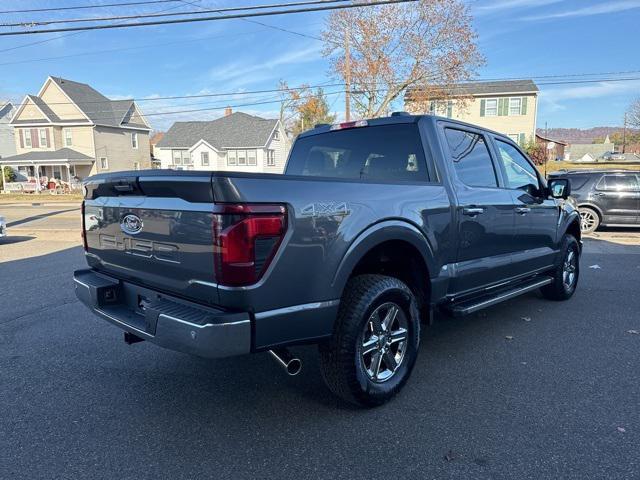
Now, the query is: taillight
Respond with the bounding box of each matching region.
[212,204,287,286]
[81,201,88,252]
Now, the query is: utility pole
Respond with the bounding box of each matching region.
[622,112,628,153]
[344,23,351,122]
[544,121,548,177]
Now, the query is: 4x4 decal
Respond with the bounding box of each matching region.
[300,202,350,218]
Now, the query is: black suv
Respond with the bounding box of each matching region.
[549,169,640,233]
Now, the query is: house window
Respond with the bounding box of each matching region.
[64,128,73,147]
[53,166,61,180]
[237,150,247,166]
[247,149,256,166]
[509,97,522,116]
[172,150,190,166]
[201,151,210,166]
[131,132,138,149]
[484,99,498,116]
[100,157,108,170]
[24,129,32,148]
[273,130,280,141]
[228,150,237,165]
[69,165,76,177]
[39,129,48,148]
[267,149,276,166]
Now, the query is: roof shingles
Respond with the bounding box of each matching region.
[406,79,539,100]
[37,77,150,129]
[157,112,278,150]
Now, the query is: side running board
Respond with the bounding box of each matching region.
[446,276,553,317]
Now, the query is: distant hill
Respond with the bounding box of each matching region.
[537,127,640,144]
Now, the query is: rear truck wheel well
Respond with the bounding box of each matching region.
[348,240,431,323]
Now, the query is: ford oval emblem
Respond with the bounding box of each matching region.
[120,213,143,235]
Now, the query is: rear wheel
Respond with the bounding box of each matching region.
[579,207,600,234]
[318,274,420,407]
[541,234,580,301]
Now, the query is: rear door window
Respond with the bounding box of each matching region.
[597,175,639,192]
[444,128,497,188]
[285,124,429,182]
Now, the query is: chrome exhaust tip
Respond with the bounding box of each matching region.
[269,348,302,376]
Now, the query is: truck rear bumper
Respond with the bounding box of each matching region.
[73,269,251,358]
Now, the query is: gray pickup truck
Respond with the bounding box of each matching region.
[74,113,581,407]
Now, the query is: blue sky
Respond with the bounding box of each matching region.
[0,0,639,131]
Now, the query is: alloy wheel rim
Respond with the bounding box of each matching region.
[580,211,596,232]
[359,302,408,383]
[563,249,577,289]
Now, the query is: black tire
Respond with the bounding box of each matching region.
[579,207,600,234]
[318,274,420,407]
[541,234,580,301]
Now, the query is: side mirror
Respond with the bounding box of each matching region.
[548,178,571,199]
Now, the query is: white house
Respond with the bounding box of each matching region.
[0,101,16,160]
[155,109,289,173]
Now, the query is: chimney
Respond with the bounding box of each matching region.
[224,107,232,117]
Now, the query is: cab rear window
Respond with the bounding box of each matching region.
[285,124,430,182]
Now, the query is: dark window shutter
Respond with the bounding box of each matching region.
[19,129,24,148]
[519,133,526,145]
[480,99,486,117]
[45,128,50,147]
[498,98,505,116]
[31,129,39,148]
[447,101,453,118]
[521,97,527,115]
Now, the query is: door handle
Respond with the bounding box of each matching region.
[462,207,485,216]
[515,207,531,215]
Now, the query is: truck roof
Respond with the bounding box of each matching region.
[297,112,516,144]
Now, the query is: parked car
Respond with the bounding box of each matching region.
[548,169,640,234]
[74,114,581,407]
[0,215,6,237]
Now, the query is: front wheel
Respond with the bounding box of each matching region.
[541,234,580,301]
[318,274,420,407]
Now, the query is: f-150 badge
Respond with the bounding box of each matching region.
[301,202,350,218]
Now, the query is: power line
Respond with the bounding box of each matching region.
[0,0,418,36]
[0,0,183,15]
[8,76,640,123]
[6,72,640,110]
[0,0,206,54]
[0,27,266,67]
[0,0,350,28]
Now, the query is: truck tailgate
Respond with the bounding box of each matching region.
[83,172,218,305]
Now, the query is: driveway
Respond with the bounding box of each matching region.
[1,209,639,479]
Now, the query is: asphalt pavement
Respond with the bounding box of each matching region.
[1,206,639,479]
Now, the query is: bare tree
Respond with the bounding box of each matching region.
[628,98,640,129]
[278,79,311,134]
[322,0,483,118]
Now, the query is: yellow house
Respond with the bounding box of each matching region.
[1,76,151,188]
[405,80,538,146]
